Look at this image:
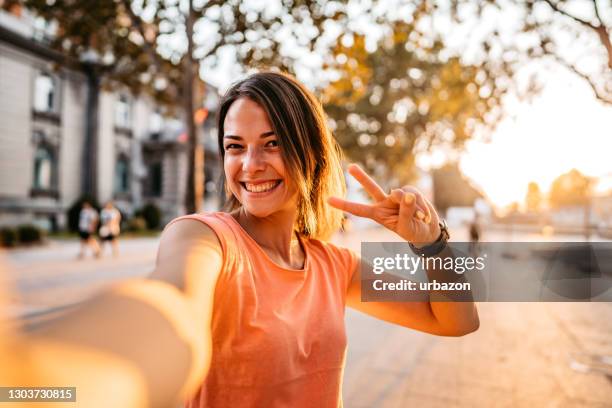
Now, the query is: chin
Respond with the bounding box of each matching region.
[231,181,295,218]
[241,203,281,218]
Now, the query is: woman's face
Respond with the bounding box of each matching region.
[222,97,298,218]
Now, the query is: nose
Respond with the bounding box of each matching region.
[242,146,266,174]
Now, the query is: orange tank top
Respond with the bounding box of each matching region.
[178,212,358,408]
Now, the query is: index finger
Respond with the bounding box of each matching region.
[328,197,375,219]
[348,164,387,202]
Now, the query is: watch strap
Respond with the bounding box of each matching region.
[409,220,449,258]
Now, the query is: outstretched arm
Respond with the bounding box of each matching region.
[0,219,223,407]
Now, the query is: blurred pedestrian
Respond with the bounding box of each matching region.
[77,201,100,259]
[469,212,481,256]
[99,201,122,257]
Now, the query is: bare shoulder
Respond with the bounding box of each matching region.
[159,217,221,248]
[152,218,223,294]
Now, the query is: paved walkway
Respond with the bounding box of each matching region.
[1,227,611,407]
[1,237,158,320]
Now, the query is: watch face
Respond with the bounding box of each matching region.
[439,220,450,240]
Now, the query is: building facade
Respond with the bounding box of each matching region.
[0,8,220,230]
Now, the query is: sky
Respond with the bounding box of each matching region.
[460,67,612,208]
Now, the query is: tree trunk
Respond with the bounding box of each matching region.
[184,0,203,214]
[83,64,100,202]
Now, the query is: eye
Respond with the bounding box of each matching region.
[265,140,279,148]
[224,143,243,151]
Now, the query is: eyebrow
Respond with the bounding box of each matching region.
[223,131,275,140]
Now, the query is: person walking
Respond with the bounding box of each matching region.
[77,201,100,259]
[469,211,481,257]
[99,201,122,257]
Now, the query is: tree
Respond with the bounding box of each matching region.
[320,0,610,189]
[11,0,351,213]
[525,0,612,105]
[525,181,543,212]
[548,168,593,208]
[323,16,511,187]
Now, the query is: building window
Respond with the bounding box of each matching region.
[34,73,57,113]
[149,162,163,197]
[115,95,131,129]
[33,144,56,190]
[114,156,130,194]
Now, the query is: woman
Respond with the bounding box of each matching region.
[152,71,479,407]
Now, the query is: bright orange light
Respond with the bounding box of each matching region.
[194,108,209,125]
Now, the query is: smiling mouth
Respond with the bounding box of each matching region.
[240,180,282,193]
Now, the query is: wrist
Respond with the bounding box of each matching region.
[412,223,442,248]
[409,220,449,257]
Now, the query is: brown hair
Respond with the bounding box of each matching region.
[217,71,346,240]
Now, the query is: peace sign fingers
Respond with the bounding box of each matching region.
[328,196,375,219]
[347,164,387,203]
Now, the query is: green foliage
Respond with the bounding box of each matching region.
[0,227,17,247]
[135,203,162,230]
[127,216,147,232]
[16,224,44,244]
[323,19,509,187]
[18,0,350,105]
[67,196,100,233]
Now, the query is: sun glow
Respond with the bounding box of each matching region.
[454,69,611,208]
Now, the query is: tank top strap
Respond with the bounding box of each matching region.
[166,212,239,274]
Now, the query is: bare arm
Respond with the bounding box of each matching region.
[150,218,223,324]
[346,248,479,337]
[331,164,479,337]
[5,219,223,407]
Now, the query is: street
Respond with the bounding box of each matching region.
[1,226,611,407]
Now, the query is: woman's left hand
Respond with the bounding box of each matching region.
[329,164,441,246]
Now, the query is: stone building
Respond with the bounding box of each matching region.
[0,7,220,230]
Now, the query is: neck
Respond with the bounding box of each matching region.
[234,207,304,268]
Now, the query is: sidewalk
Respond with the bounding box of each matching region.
[1,237,159,320]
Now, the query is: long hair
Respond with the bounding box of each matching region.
[217,71,346,240]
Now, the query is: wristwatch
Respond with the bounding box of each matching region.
[409,219,450,257]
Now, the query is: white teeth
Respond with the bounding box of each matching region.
[244,181,279,193]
